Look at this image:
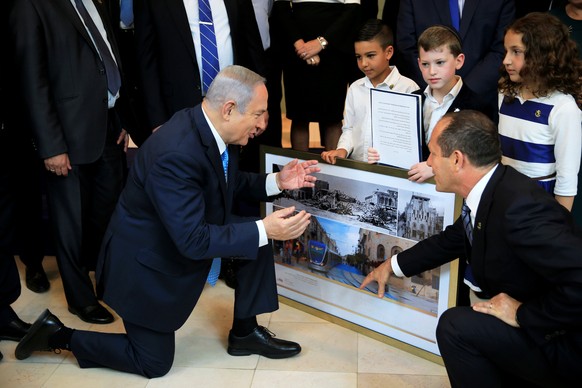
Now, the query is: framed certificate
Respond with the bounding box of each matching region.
[370,89,423,170]
[262,147,462,362]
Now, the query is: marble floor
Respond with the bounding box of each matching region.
[0,256,450,388]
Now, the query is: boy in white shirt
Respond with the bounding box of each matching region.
[321,19,418,164]
[368,25,494,182]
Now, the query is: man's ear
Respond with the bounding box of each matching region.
[221,100,236,120]
[453,150,463,169]
[453,150,471,172]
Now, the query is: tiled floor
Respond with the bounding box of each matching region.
[0,256,450,387]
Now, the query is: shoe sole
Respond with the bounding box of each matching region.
[15,309,51,360]
[227,347,301,359]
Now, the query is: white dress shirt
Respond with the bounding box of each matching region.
[391,164,499,277]
[70,0,119,107]
[183,0,234,93]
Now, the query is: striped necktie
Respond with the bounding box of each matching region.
[74,0,121,95]
[199,0,219,93]
[461,201,482,292]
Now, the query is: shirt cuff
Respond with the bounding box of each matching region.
[266,173,282,196]
[391,254,405,277]
[256,220,268,247]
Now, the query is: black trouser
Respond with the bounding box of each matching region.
[71,244,278,377]
[0,130,22,326]
[437,306,577,388]
[46,113,125,309]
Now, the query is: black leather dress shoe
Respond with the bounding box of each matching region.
[15,309,64,360]
[227,326,301,359]
[0,317,32,341]
[68,303,114,324]
[25,267,50,293]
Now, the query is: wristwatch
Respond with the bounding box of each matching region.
[317,36,328,50]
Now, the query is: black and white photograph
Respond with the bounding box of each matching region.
[272,166,400,236]
[397,191,447,242]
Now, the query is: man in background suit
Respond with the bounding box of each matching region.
[134,0,266,131]
[0,1,32,358]
[9,0,135,324]
[16,66,319,378]
[397,0,515,110]
[135,0,270,285]
[2,0,50,295]
[361,110,582,386]
[0,94,32,361]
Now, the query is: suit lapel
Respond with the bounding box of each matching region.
[193,106,229,208]
[166,0,198,65]
[435,0,453,26]
[55,0,123,72]
[223,0,238,61]
[55,0,99,57]
[459,0,479,40]
[471,165,505,287]
[447,84,468,113]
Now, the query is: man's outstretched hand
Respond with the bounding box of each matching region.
[263,206,311,241]
[276,159,320,190]
[359,260,393,298]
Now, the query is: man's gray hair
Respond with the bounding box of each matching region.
[205,65,266,113]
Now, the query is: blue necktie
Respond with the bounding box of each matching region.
[221,148,229,181]
[207,148,229,286]
[120,0,133,27]
[449,0,460,31]
[74,0,121,95]
[461,201,482,292]
[199,0,219,93]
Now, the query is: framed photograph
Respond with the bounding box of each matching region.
[262,147,461,361]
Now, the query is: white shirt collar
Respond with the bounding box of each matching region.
[363,66,401,89]
[423,76,463,103]
[202,105,227,154]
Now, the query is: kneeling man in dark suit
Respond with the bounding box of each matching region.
[15,66,320,378]
[361,110,582,387]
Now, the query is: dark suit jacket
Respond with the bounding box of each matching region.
[398,165,582,364]
[96,105,272,332]
[397,0,515,107]
[515,0,565,18]
[9,0,134,164]
[415,83,497,159]
[134,0,266,129]
[0,0,21,312]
